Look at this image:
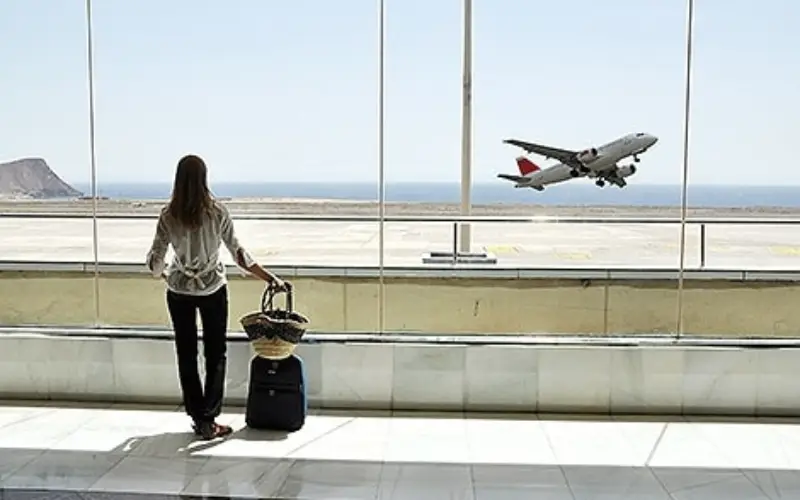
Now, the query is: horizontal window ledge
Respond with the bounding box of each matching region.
[0,260,798,281]
[2,325,800,348]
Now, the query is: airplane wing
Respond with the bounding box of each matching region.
[503,139,579,165]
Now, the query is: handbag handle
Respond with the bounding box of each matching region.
[261,281,293,313]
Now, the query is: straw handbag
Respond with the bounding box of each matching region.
[239,282,309,360]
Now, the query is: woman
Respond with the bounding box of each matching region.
[146,154,286,440]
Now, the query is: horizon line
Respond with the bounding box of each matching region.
[66,181,797,188]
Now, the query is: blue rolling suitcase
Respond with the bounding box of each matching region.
[245,354,307,432]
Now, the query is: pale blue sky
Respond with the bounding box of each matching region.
[1,0,798,185]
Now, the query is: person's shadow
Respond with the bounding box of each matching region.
[109,425,301,498]
[110,424,292,457]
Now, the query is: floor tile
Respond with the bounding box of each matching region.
[692,422,800,470]
[0,405,53,430]
[466,417,558,465]
[648,422,737,468]
[3,450,124,491]
[289,415,390,461]
[472,464,572,500]
[379,464,474,500]
[181,456,292,498]
[541,419,657,466]
[384,415,469,463]
[744,469,800,499]
[274,460,382,499]
[89,455,208,495]
[0,450,42,483]
[563,465,671,499]
[0,409,93,450]
[653,468,771,500]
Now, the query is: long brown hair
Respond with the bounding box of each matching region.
[167,154,214,229]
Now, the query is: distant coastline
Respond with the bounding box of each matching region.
[0,181,797,219]
[64,181,800,209]
[1,197,799,219]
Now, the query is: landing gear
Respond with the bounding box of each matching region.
[595,179,605,188]
[633,155,641,163]
[570,166,590,177]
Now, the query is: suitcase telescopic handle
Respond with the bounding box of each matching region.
[261,281,294,313]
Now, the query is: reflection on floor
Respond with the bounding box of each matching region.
[1,402,799,499]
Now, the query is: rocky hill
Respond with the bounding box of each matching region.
[0,158,82,199]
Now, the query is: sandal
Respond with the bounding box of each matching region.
[193,421,233,440]
[215,423,233,438]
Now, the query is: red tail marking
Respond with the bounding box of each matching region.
[516,156,540,175]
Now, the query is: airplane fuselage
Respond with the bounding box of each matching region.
[511,132,657,190]
[513,163,573,189]
[579,132,656,171]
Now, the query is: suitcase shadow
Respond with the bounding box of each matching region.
[224,426,293,443]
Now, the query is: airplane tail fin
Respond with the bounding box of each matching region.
[516,156,540,176]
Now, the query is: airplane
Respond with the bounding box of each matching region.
[497,132,658,190]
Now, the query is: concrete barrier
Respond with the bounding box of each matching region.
[1,268,800,336]
[1,327,798,416]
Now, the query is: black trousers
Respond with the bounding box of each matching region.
[166,285,229,423]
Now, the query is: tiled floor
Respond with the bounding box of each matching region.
[1,402,800,500]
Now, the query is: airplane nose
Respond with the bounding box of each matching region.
[648,135,658,146]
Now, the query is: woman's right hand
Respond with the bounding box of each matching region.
[270,275,288,291]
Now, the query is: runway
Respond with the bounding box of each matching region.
[3,216,800,269]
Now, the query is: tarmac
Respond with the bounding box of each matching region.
[3,213,800,269]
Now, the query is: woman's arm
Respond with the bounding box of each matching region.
[146,211,170,277]
[220,204,286,288]
[234,249,285,287]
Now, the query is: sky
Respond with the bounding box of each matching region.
[1,0,798,186]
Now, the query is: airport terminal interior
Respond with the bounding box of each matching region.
[4,0,800,499]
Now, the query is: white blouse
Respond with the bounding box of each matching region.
[146,201,255,296]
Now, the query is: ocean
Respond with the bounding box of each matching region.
[71,182,800,208]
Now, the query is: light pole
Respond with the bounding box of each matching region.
[459,0,473,253]
[378,0,386,332]
[85,0,100,325]
[676,0,695,339]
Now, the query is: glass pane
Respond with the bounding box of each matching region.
[0,2,96,327]
[91,2,378,333]
[381,1,466,333]
[381,0,689,336]
[683,1,800,338]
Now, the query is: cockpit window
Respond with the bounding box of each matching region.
[635,133,645,137]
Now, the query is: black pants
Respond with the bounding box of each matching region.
[166,285,229,423]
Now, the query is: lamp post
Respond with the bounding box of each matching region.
[459,0,473,254]
[84,0,100,325]
[378,0,386,332]
[676,0,695,339]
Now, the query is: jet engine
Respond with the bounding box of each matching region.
[617,164,637,178]
[577,147,598,164]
